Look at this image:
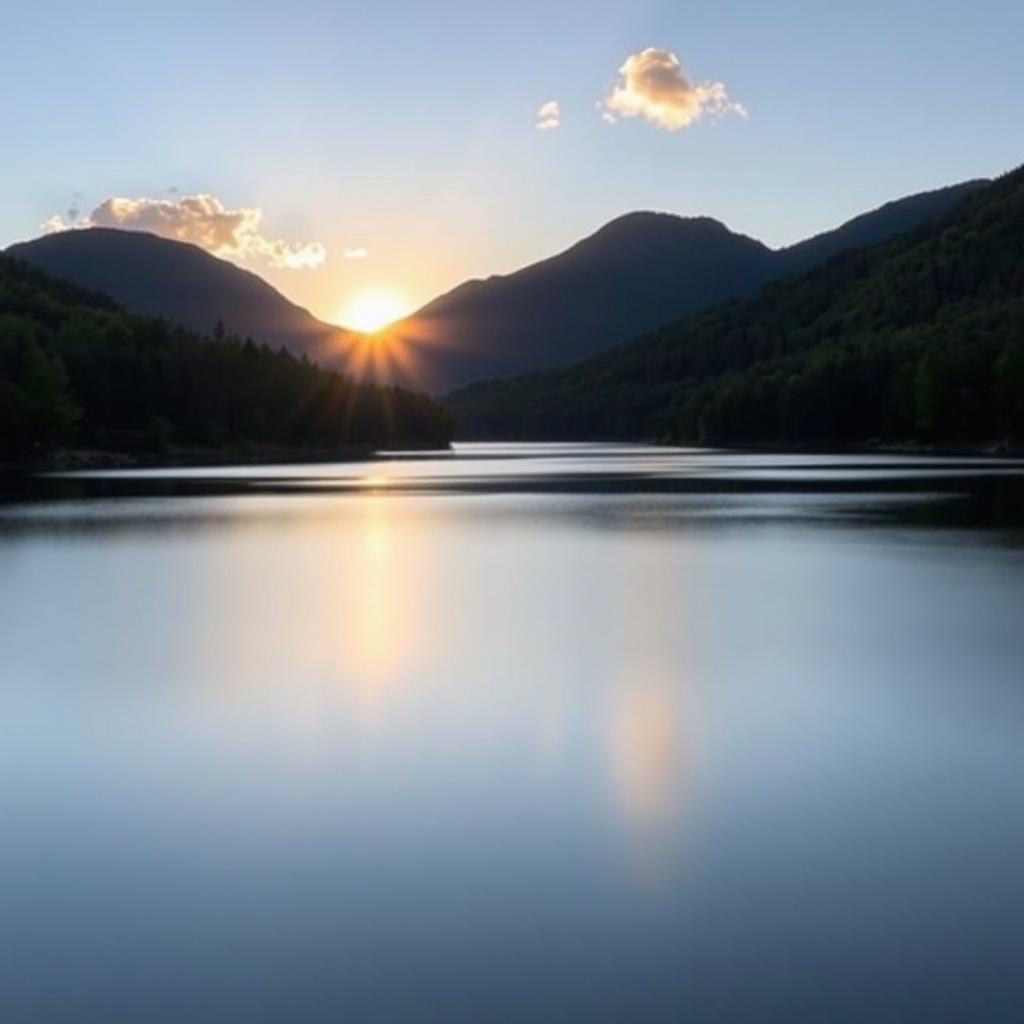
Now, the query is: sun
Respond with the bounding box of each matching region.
[341,290,410,334]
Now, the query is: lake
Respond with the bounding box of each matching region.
[2,444,1023,1022]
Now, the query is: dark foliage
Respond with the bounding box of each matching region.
[449,167,1024,447]
[0,257,452,459]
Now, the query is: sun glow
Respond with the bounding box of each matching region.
[341,290,410,334]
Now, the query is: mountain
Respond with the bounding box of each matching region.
[447,167,1024,448]
[4,228,356,363]
[5,179,989,396]
[390,214,777,392]
[0,254,452,460]
[777,180,988,274]
[389,179,987,392]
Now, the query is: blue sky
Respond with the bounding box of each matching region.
[2,0,1022,326]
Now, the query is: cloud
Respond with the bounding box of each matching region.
[43,193,327,270]
[343,247,369,260]
[535,99,561,131]
[602,47,747,131]
[42,215,69,235]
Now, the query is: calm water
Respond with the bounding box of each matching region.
[2,444,1023,1023]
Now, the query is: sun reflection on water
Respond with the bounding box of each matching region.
[343,502,408,714]
[610,676,682,830]
[603,540,699,879]
[177,493,699,882]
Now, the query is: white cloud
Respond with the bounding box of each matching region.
[535,99,561,131]
[343,247,369,260]
[43,193,327,270]
[42,215,70,235]
[602,47,747,132]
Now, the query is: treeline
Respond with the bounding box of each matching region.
[0,257,452,460]
[449,165,1024,447]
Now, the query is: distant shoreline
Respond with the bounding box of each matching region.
[449,437,1024,459]
[2,441,452,475]
[3,438,1021,478]
[703,439,1024,459]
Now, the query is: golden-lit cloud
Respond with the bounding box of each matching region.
[42,215,71,235]
[602,47,747,131]
[535,99,561,131]
[343,247,370,260]
[43,193,327,269]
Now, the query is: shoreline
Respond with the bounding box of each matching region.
[1,440,453,475]
[3,438,1022,479]
[710,439,1024,459]
[449,437,1024,459]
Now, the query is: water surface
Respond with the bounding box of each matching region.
[2,444,1023,1022]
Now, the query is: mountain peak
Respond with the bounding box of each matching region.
[595,210,729,233]
[582,211,763,255]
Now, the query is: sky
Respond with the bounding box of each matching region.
[2,0,1023,330]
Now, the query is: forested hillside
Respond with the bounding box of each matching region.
[0,257,451,460]
[449,168,1024,448]
[6,228,354,362]
[391,179,983,392]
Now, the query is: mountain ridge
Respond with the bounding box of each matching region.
[776,179,990,274]
[446,168,1024,447]
[390,179,987,391]
[5,178,990,393]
